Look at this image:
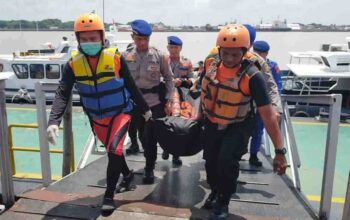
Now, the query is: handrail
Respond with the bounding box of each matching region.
[281,94,342,220]
[0,74,15,207]
[35,81,74,186]
[7,123,75,178]
[76,132,96,170]
[282,100,302,190]
[35,82,52,186]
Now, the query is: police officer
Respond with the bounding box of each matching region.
[199,24,287,219]
[122,19,174,184]
[249,40,283,167]
[161,35,195,165]
[46,13,151,215]
[243,24,283,167]
[167,36,194,88]
[253,41,282,93]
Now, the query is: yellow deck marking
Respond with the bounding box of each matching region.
[292,121,350,127]
[7,107,38,111]
[306,195,345,204]
[7,107,81,112]
[14,173,61,181]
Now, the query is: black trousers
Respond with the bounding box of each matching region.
[128,103,166,170]
[105,153,130,198]
[143,104,166,171]
[128,106,145,147]
[201,115,255,204]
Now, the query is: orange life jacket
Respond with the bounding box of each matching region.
[165,88,198,119]
[201,58,259,125]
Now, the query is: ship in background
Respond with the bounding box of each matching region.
[255,18,301,31]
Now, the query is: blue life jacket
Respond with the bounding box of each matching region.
[71,47,133,120]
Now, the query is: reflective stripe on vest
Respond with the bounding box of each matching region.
[71,47,133,119]
[201,58,258,125]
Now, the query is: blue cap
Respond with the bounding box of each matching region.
[167,36,182,46]
[243,24,256,46]
[131,19,152,36]
[253,40,270,52]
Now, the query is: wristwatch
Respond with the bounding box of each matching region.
[275,147,287,155]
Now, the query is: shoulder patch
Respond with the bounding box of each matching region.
[149,46,159,53]
[125,53,136,62]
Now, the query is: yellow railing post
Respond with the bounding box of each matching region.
[7,123,75,180]
[7,126,16,176]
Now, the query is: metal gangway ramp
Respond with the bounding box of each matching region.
[1,80,349,219]
[1,151,314,220]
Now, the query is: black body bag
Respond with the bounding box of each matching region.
[152,116,202,156]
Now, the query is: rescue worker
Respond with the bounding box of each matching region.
[244,24,283,167]
[250,40,283,167]
[122,19,174,184]
[201,25,283,167]
[162,35,195,166]
[199,24,287,219]
[46,13,151,215]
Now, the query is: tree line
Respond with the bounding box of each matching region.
[0,19,99,31]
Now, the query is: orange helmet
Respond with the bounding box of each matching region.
[216,24,250,49]
[74,13,105,33]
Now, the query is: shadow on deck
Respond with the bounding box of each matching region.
[0,150,315,220]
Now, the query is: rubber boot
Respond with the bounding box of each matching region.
[172,156,182,166]
[142,169,154,184]
[249,154,263,167]
[210,194,229,220]
[100,196,115,217]
[115,170,135,193]
[126,139,139,155]
[203,190,217,209]
[162,151,169,160]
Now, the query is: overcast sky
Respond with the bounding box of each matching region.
[0,0,349,25]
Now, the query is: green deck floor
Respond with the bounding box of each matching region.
[6,106,95,177]
[291,121,350,199]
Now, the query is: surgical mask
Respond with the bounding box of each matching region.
[80,41,102,56]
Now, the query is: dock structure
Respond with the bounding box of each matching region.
[1,80,348,219]
[0,151,315,220]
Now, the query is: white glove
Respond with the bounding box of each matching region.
[143,110,152,122]
[47,125,59,145]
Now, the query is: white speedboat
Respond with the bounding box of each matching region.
[282,37,350,119]
[283,51,350,94]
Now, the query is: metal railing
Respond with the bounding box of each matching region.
[0,74,15,207]
[35,81,74,186]
[8,124,75,179]
[279,94,342,220]
[76,132,97,170]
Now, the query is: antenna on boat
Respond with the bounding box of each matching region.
[102,0,105,25]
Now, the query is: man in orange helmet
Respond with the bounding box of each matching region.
[201,25,282,168]
[46,13,151,216]
[199,24,287,219]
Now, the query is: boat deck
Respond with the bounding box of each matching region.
[0,150,315,220]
